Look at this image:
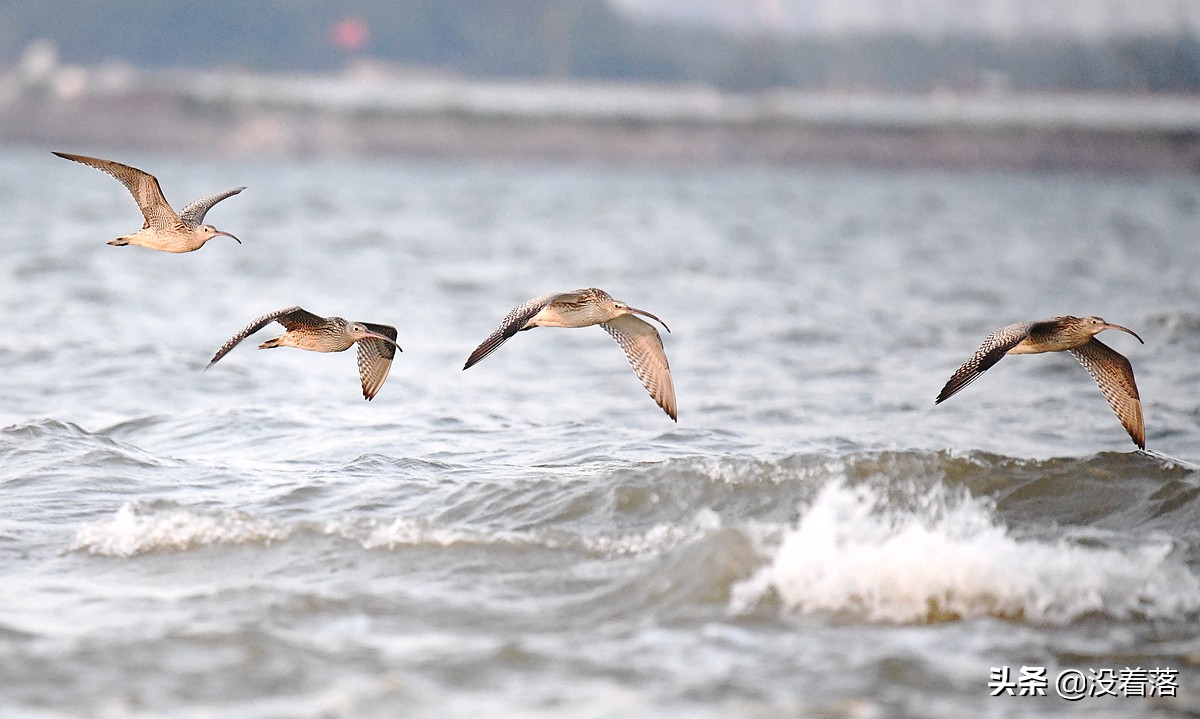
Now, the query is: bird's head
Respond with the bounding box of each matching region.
[610,297,671,333]
[348,322,400,348]
[199,224,241,244]
[1082,316,1143,344]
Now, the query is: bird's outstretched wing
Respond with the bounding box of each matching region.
[935,322,1033,404]
[206,306,323,369]
[53,151,181,230]
[602,314,677,421]
[1069,338,1145,449]
[462,293,559,370]
[180,187,247,227]
[356,323,400,401]
[272,307,328,333]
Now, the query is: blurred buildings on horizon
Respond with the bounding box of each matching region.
[2,1,1200,94]
[3,1,1200,171]
[4,36,1200,173]
[615,0,1200,40]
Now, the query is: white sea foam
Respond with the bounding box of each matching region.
[360,510,720,558]
[733,482,1200,624]
[360,517,541,550]
[71,504,717,561]
[71,503,291,557]
[585,508,724,556]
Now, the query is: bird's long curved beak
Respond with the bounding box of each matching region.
[363,330,402,352]
[627,306,671,333]
[1103,322,1144,344]
[214,230,242,244]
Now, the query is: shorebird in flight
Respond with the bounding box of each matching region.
[53,151,244,253]
[207,307,401,400]
[464,288,677,420]
[936,315,1145,448]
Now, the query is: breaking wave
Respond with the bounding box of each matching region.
[71,503,292,556]
[733,481,1200,624]
[70,502,722,559]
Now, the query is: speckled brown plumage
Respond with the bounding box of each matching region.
[464,288,676,421]
[54,151,244,253]
[207,306,401,401]
[936,315,1145,449]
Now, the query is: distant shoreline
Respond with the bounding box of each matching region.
[3,66,1199,173]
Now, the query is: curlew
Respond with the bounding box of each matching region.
[464,288,676,420]
[936,315,1145,448]
[207,307,401,400]
[53,151,244,253]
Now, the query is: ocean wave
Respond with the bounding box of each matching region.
[574,526,762,622]
[597,449,1200,531]
[0,419,173,481]
[71,503,292,557]
[357,516,549,551]
[70,503,721,559]
[357,510,723,557]
[68,448,1200,628]
[731,480,1200,624]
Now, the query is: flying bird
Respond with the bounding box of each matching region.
[53,151,244,253]
[936,315,1145,448]
[207,307,401,400]
[464,288,676,420]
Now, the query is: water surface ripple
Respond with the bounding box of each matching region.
[2,146,1199,717]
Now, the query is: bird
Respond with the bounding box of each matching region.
[463,288,677,421]
[206,307,401,400]
[53,151,244,253]
[935,315,1145,449]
